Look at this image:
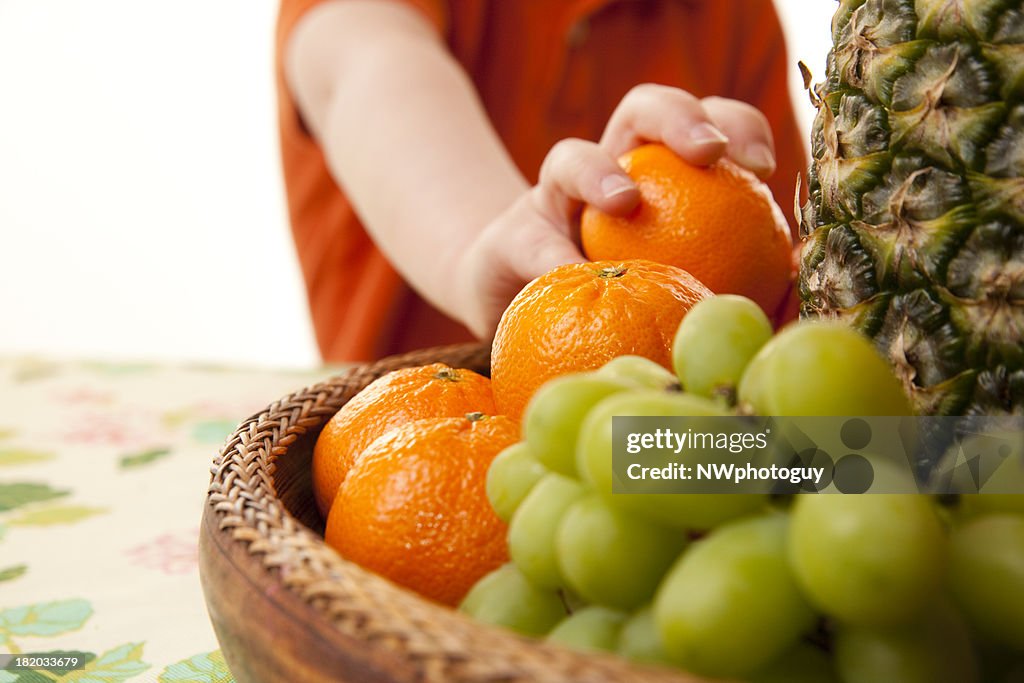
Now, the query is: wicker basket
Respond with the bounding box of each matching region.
[199,343,712,683]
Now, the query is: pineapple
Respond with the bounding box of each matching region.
[800,0,1024,415]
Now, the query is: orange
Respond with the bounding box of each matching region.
[490,259,711,421]
[580,143,793,316]
[311,363,495,518]
[324,412,516,606]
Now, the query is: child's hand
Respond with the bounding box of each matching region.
[454,84,778,338]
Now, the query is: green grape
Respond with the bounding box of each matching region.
[617,605,673,666]
[576,390,767,530]
[524,372,635,476]
[750,642,839,683]
[672,294,773,402]
[737,321,912,416]
[596,355,680,391]
[508,472,585,588]
[834,601,979,683]
[813,451,919,495]
[555,494,687,610]
[788,494,946,624]
[963,494,1024,517]
[948,514,1024,652]
[486,442,548,522]
[459,563,567,637]
[952,431,1024,515]
[654,514,816,678]
[546,605,628,653]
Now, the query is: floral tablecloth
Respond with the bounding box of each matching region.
[0,357,338,682]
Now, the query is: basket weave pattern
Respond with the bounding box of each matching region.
[202,344,701,683]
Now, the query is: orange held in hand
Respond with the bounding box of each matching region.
[325,412,516,607]
[580,143,793,317]
[490,259,711,422]
[311,363,495,518]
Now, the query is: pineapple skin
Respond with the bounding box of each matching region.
[799,0,1024,416]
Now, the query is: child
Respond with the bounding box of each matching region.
[276,0,806,361]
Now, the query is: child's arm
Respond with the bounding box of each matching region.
[285,0,779,338]
[285,0,560,328]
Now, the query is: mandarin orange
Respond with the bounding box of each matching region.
[325,412,516,606]
[580,143,793,316]
[490,259,711,422]
[311,363,494,518]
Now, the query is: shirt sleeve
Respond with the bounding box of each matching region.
[275,0,448,143]
[277,0,448,59]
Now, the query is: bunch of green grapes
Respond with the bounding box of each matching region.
[461,295,1024,682]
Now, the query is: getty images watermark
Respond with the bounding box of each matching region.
[611,416,1024,495]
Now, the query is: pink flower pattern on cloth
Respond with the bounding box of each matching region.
[125,529,201,576]
[0,357,335,681]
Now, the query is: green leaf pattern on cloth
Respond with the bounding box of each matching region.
[189,421,238,445]
[0,599,148,682]
[0,645,150,682]
[0,450,54,467]
[0,484,70,513]
[0,600,92,638]
[0,357,336,682]
[81,362,154,376]
[0,565,27,583]
[61,643,149,682]
[117,449,171,469]
[158,650,231,683]
[7,506,107,527]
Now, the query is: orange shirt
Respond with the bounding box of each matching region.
[276,0,807,362]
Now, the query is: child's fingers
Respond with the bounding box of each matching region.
[599,84,729,166]
[701,96,777,178]
[535,138,640,220]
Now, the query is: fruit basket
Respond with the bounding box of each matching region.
[198,343,708,683]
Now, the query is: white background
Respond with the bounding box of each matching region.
[0,0,836,369]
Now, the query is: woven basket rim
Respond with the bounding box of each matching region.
[202,343,705,683]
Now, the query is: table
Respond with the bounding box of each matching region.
[0,357,339,682]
